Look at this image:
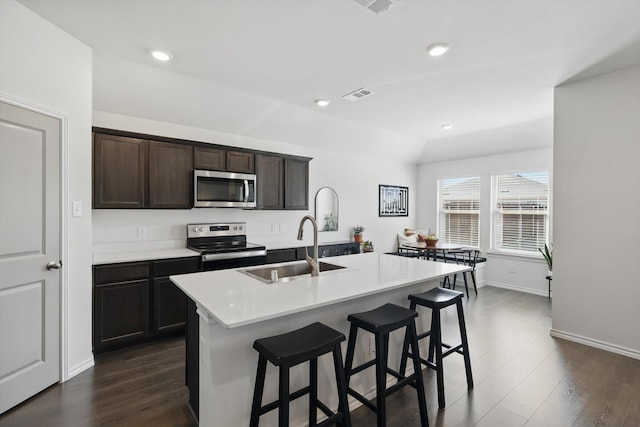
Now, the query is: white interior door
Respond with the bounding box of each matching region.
[0,100,61,414]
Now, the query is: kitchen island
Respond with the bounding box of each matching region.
[171,252,469,426]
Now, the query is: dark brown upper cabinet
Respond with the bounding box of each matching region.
[93,133,192,209]
[194,146,226,171]
[284,157,309,210]
[148,141,193,209]
[255,154,284,209]
[255,154,309,210]
[226,150,255,173]
[93,128,311,210]
[93,133,147,208]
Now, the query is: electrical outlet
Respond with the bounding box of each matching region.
[137,226,146,240]
[369,336,376,354]
[510,265,516,274]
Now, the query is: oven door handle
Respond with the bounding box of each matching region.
[202,249,267,262]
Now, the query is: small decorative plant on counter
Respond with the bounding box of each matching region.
[538,243,553,276]
[363,241,374,252]
[352,225,365,243]
[423,233,438,247]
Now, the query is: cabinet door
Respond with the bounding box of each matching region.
[194,146,226,171]
[284,158,309,210]
[93,133,146,208]
[153,277,187,335]
[93,279,149,351]
[148,141,193,208]
[226,150,255,173]
[255,154,284,209]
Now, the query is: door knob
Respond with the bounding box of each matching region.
[47,261,62,270]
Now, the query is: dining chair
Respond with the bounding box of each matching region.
[448,249,479,298]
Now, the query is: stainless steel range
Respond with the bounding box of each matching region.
[187,222,266,271]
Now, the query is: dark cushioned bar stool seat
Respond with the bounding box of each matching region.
[400,287,473,409]
[344,303,428,427]
[250,322,351,427]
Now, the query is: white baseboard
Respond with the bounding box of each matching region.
[485,281,550,298]
[64,356,95,382]
[550,329,640,361]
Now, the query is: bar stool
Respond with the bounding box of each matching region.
[400,287,473,409]
[344,303,428,427]
[250,322,351,427]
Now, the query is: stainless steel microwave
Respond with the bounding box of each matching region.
[193,170,256,208]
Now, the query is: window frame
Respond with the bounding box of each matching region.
[437,176,481,248]
[490,170,550,256]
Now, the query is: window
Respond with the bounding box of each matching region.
[493,171,549,254]
[438,176,480,247]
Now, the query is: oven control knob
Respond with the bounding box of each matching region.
[233,226,238,230]
[192,227,198,232]
[198,227,205,232]
[239,225,244,231]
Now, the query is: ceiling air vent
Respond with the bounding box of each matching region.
[353,0,392,14]
[342,88,375,102]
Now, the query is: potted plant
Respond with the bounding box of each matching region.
[538,243,552,276]
[424,233,438,247]
[363,240,374,252]
[352,225,365,243]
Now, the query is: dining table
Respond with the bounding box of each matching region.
[399,241,464,261]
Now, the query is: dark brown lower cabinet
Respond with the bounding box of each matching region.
[265,242,361,264]
[152,257,201,335]
[153,277,188,335]
[93,256,201,353]
[93,262,150,352]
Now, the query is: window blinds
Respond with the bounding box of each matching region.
[494,171,549,253]
[439,176,480,247]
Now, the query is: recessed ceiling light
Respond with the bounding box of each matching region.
[151,50,172,61]
[315,99,330,107]
[441,124,453,130]
[427,43,450,57]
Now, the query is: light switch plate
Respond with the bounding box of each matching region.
[72,201,82,217]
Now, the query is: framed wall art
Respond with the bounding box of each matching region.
[379,184,408,217]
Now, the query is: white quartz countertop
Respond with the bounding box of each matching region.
[171,252,470,328]
[93,248,200,265]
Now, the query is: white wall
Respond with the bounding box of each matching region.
[553,65,640,359]
[417,147,553,295]
[92,112,418,255]
[0,0,93,378]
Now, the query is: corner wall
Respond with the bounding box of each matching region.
[552,65,640,358]
[0,0,94,378]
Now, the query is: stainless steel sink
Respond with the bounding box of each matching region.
[241,261,346,283]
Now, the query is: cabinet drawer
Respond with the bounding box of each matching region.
[94,262,149,285]
[153,257,201,277]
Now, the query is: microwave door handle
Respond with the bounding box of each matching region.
[244,180,249,203]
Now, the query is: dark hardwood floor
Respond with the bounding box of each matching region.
[1,286,639,426]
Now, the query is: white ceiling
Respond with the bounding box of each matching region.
[18,0,640,163]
